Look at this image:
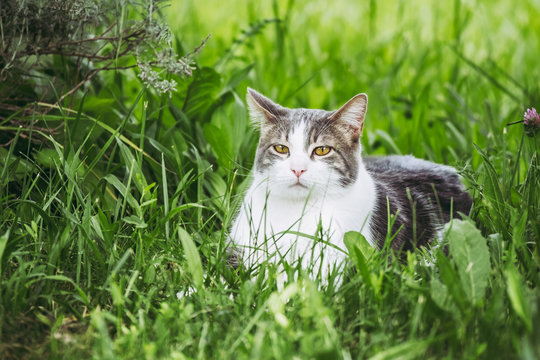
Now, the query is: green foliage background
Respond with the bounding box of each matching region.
[1,0,539,358]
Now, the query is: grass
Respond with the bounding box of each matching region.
[1,0,540,358]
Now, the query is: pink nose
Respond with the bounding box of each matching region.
[292,169,306,178]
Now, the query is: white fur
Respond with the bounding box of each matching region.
[230,122,376,279]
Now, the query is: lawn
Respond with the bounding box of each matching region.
[1,0,539,358]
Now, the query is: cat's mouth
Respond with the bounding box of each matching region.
[290,182,308,189]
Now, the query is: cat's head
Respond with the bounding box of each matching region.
[247,88,368,200]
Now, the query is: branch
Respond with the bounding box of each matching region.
[54,63,139,106]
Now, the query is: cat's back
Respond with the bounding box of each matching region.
[363,155,469,202]
[364,155,463,188]
[363,155,472,250]
[364,155,456,177]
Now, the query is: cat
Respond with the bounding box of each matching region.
[229,88,472,278]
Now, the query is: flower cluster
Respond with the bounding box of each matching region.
[524,108,540,126]
[523,107,540,137]
[137,63,178,95]
[136,34,208,95]
[137,50,199,95]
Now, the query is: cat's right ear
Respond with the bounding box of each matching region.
[246,88,282,126]
[329,93,368,139]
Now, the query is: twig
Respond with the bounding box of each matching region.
[53,62,139,106]
[188,34,211,57]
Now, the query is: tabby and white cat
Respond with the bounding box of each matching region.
[230,88,472,277]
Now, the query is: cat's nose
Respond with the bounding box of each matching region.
[291,169,306,178]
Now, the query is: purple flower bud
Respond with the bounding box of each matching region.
[523,107,540,127]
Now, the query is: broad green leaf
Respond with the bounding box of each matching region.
[436,250,468,314]
[348,230,377,259]
[203,122,232,167]
[122,215,147,229]
[178,227,204,290]
[447,219,490,305]
[429,278,457,313]
[183,67,221,120]
[343,231,373,288]
[511,210,528,249]
[506,264,532,331]
[203,97,248,170]
[205,171,228,210]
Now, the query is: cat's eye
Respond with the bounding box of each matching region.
[313,146,332,156]
[273,144,289,154]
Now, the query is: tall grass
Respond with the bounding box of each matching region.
[1,0,539,358]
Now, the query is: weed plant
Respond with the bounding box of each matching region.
[0,0,539,358]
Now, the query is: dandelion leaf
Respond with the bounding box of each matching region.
[429,278,458,313]
[178,227,204,291]
[447,219,490,305]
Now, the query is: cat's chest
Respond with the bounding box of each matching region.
[231,171,377,263]
[266,198,335,234]
[248,190,362,242]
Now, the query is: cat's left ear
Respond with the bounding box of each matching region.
[246,88,285,126]
[329,93,368,138]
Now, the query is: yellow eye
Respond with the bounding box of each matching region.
[313,146,331,156]
[274,144,289,154]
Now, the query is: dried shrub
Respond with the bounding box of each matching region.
[0,0,205,119]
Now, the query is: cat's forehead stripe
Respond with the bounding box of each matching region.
[289,122,306,149]
[286,110,331,147]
